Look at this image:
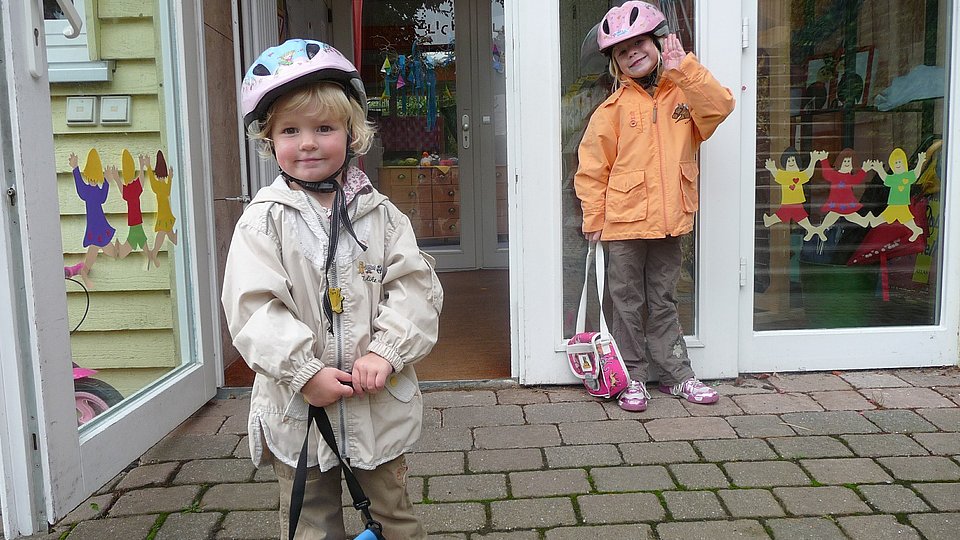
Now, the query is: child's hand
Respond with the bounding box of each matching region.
[300,367,354,407]
[661,34,686,72]
[69,152,79,169]
[351,352,393,398]
[583,230,602,242]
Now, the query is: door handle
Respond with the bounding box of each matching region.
[56,0,84,38]
[461,114,470,149]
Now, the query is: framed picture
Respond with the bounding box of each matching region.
[802,53,837,111]
[802,47,876,109]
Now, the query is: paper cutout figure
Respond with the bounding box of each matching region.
[762,148,826,241]
[865,147,925,241]
[69,149,118,288]
[145,150,178,264]
[816,149,873,230]
[106,149,157,268]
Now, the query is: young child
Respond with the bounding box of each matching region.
[575,2,735,411]
[221,39,442,539]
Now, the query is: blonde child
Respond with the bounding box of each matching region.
[575,1,735,411]
[221,39,442,539]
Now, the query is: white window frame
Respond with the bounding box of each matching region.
[45,0,114,82]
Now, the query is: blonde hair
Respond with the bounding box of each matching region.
[247,81,375,158]
[888,148,908,167]
[82,149,104,185]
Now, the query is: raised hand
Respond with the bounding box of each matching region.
[661,34,686,72]
[69,152,79,170]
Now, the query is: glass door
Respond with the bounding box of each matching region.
[1,0,218,533]
[556,0,742,382]
[741,0,959,371]
[360,0,508,270]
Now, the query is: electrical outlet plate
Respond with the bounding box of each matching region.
[66,96,97,125]
[100,96,131,125]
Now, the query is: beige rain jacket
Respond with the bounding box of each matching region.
[221,172,443,471]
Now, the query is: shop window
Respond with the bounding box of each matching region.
[754,0,949,330]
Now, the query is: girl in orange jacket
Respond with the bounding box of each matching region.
[574,1,735,411]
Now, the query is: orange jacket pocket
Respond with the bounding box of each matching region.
[679,161,700,212]
[606,170,647,222]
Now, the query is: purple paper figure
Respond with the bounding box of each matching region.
[70,149,117,288]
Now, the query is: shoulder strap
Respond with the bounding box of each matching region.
[289,405,384,540]
[574,241,609,335]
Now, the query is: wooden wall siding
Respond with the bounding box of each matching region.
[98,21,157,60]
[61,253,171,291]
[51,96,161,134]
[52,1,178,397]
[66,291,173,331]
[71,330,177,369]
[98,0,155,19]
[96,368,173,398]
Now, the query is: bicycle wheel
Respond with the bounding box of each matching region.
[75,378,124,426]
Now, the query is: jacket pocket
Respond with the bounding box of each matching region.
[606,170,648,222]
[679,161,700,212]
[383,371,418,403]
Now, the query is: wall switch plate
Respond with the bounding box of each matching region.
[66,96,97,125]
[100,96,131,125]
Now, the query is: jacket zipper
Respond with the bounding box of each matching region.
[332,232,348,458]
[652,90,668,232]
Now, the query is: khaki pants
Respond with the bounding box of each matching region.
[606,237,695,386]
[274,455,424,540]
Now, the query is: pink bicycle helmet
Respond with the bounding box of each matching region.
[241,39,367,128]
[597,1,669,54]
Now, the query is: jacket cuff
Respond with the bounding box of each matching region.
[290,358,325,393]
[368,340,404,373]
[667,53,700,81]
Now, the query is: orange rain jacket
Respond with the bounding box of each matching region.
[575,53,735,240]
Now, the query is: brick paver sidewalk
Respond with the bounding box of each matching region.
[20,368,960,539]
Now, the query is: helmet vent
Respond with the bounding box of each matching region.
[306,42,321,59]
[629,6,640,25]
[601,20,610,36]
[252,64,270,76]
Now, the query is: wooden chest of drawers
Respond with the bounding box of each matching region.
[379,166,461,239]
[377,165,508,239]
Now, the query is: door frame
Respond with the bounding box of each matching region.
[737,0,960,373]
[512,0,742,385]
[0,1,219,534]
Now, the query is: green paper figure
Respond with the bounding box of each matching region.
[865,147,925,242]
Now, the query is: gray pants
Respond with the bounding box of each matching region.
[606,237,695,386]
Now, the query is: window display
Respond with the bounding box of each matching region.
[754,0,948,330]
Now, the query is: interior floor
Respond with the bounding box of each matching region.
[223,269,511,385]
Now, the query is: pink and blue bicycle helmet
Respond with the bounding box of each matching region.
[597,1,669,54]
[241,39,367,129]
